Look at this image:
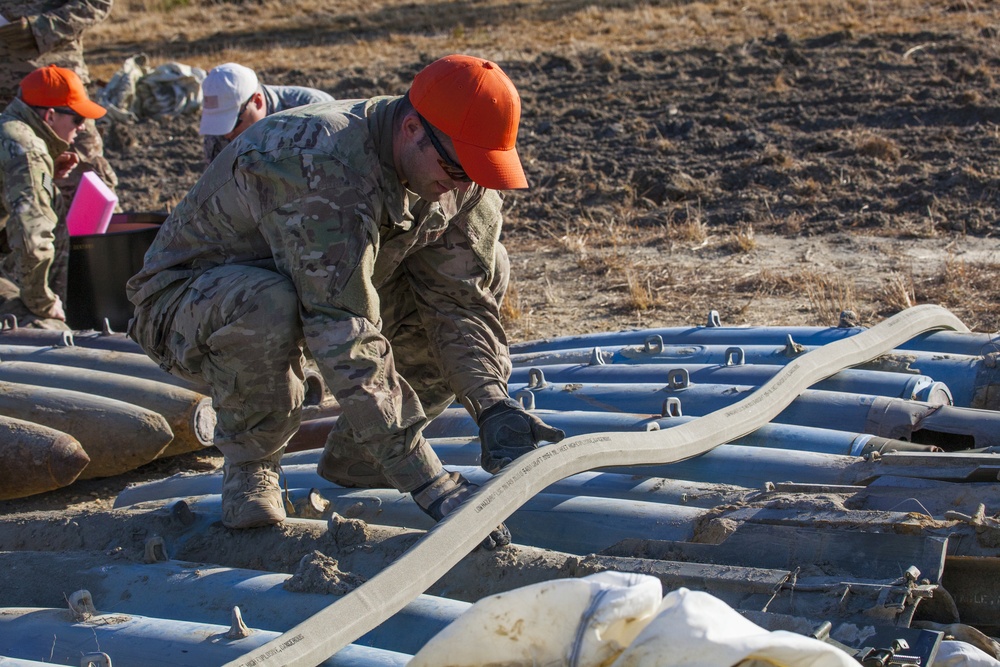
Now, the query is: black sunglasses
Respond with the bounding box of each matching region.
[416,113,472,183]
[52,107,85,125]
[230,96,253,134]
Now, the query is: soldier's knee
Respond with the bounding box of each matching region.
[256,278,299,323]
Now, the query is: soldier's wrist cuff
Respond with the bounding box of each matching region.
[460,381,509,421]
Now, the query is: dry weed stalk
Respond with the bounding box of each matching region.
[542,274,558,306]
[799,269,859,325]
[728,224,757,253]
[879,271,915,311]
[854,132,902,162]
[500,280,523,323]
[670,219,708,245]
[667,201,709,245]
[625,268,654,311]
[558,233,589,258]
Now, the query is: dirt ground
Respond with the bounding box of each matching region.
[4,1,1000,515]
[97,17,1000,335]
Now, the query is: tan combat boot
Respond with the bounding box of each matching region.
[221,453,285,529]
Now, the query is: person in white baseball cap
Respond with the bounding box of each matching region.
[199,63,260,137]
[198,62,333,164]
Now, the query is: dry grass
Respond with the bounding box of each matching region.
[726,224,757,253]
[666,201,710,245]
[798,269,862,324]
[879,271,915,312]
[736,268,802,297]
[920,257,1000,331]
[624,269,655,311]
[500,280,523,323]
[87,0,1000,80]
[854,132,903,162]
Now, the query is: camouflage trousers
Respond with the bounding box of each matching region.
[132,246,508,491]
[0,210,69,329]
[130,265,305,466]
[0,276,69,329]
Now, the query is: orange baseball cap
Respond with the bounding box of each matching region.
[19,65,106,120]
[410,55,527,190]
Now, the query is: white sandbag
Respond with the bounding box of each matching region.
[935,641,1000,667]
[408,571,662,667]
[609,587,857,667]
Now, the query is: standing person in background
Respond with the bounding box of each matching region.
[199,62,333,164]
[0,65,107,329]
[0,0,118,198]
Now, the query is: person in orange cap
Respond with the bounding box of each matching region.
[0,65,106,328]
[128,54,565,543]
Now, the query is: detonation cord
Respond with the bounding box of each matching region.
[222,304,968,667]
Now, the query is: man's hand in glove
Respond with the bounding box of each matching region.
[0,18,39,57]
[478,398,566,474]
[412,471,511,550]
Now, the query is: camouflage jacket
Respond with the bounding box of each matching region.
[0,0,113,105]
[128,96,512,443]
[0,97,69,314]
[203,83,334,164]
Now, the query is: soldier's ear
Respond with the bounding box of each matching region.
[400,111,422,141]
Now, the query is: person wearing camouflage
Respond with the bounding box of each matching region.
[199,63,333,165]
[127,54,565,544]
[0,0,118,197]
[0,65,106,328]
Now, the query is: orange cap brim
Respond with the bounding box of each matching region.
[453,139,528,191]
[69,97,107,120]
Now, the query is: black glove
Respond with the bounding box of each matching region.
[478,398,565,474]
[0,18,39,56]
[412,471,511,551]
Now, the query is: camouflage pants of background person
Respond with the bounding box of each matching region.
[319,243,511,490]
[0,211,70,330]
[55,118,119,207]
[0,277,69,329]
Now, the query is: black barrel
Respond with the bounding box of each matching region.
[66,212,166,331]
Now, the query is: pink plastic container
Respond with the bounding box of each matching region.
[66,171,118,236]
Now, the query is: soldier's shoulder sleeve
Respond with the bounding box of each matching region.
[445,186,504,278]
[1,124,56,207]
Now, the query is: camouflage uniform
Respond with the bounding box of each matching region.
[203,83,333,164]
[127,96,512,491]
[0,0,118,195]
[0,97,71,328]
